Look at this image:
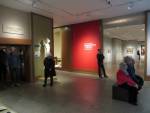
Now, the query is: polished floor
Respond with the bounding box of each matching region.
[0,70,150,113]
[105,61,145,80]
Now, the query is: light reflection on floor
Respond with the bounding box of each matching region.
[105,61,145,80]
[0,70,149,113]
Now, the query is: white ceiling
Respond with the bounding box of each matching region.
[104,24,145,41]
[0,0,150,27]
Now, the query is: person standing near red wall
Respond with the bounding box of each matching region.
[97,49,108,78]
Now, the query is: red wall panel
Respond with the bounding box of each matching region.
[71,21,102,71]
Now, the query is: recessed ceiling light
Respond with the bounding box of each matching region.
[128,2,134,10]
[64,27,69,30]
[141,28,144,31]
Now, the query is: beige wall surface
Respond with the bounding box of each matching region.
[32,13,53,77]
[146,12,150,77]
[0,5,31,39]
[104,36,145,63]
[54,28,62,59]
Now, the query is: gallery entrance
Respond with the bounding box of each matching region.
[103,13,145,80]
[0,45,32,86]
[0,38,32,85]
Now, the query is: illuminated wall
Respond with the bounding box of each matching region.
[123,41,145,61]
[71,21,102,72]
[54,28,63,67]
[32,13,53,77]
[103,36,112,63]
[54,29,62,59]
[146,12,150,76]
[104,37,144,63]
[112,38,123,63]
[0,5,31,39]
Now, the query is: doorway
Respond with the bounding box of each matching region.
[103,14,145,80]
[0,45,32,87]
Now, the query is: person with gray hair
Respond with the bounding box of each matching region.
[124,56,144,90]
[116,62,138,105]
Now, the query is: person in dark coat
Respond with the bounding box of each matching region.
[124,56,144,90]
[137,50,140,61]
[0,49,8,83]
[8,47,21,86]
[97,49,107,78]
[43,54,56,87]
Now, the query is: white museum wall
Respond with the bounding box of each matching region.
[122,41,145,61]
[112,38,123,63]
[0,5,31,39]
[104,37,145,63]
[54,29,62,67]
[54,29,62,59]
[103,36,112,63]
[147,12,150,76]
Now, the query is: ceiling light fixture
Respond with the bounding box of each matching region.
[32,0,40,7]
[141,28,145,31]
[128,2,134,10]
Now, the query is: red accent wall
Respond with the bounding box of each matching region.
[71,21,102,71]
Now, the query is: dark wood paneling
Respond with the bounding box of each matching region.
[61,26,72,70]
[24,46,34,82]
[0,37,32,45]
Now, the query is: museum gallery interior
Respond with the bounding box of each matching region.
[0,0,150,113]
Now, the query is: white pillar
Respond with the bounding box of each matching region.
[146,12,150,77]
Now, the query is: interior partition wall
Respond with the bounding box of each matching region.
[146,12,150,80]
[71,21,102,72]
[54,21,102,73]
[103,13,146,79]
[31,13,53,78]
[0,5,33,82]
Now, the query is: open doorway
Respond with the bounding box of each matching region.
[54,28,63,68]
[103,14,145,80]
[0,45,31,87]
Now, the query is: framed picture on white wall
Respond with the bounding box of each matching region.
[126,48,133,54]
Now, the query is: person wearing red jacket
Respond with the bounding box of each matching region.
[117,62,138,105]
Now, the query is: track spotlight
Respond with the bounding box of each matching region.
[128,2,134,10]
[32,0,40,7]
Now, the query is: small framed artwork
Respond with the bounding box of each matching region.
[127,48,133,54]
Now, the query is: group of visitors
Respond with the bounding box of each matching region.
[116,56,144,105]
[97,48,144,105]
[43,49,144,106]
[0,47,24,87]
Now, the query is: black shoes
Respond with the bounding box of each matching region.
[129,101,138,106]
[43,84,46,87]
[129,102,138,106]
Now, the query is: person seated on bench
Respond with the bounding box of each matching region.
[124,56,144,90]
[117,62,138,105]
